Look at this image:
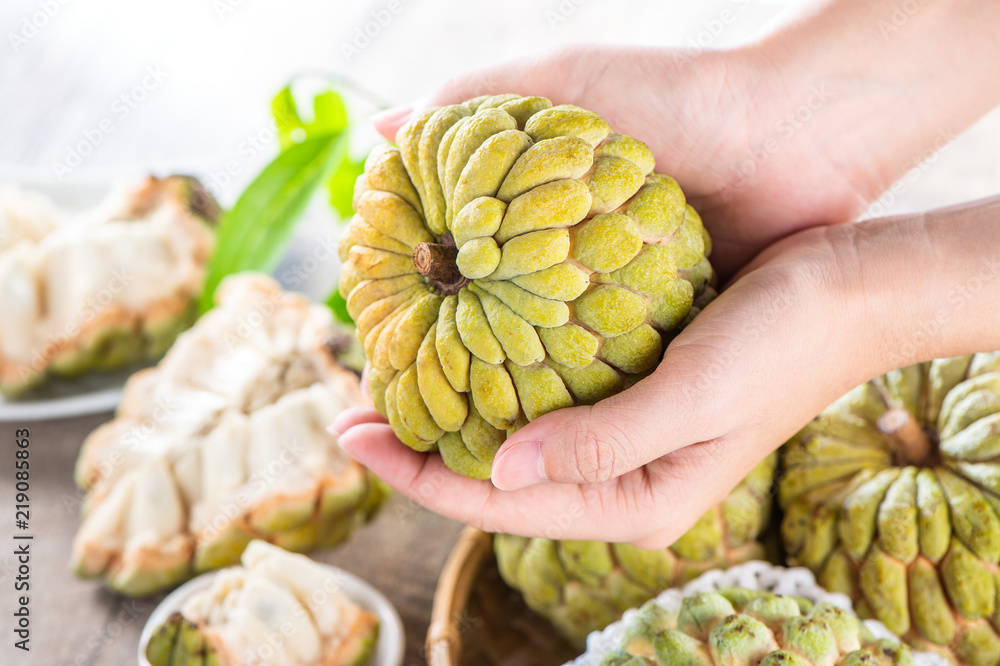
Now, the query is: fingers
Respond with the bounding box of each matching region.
[371,47,594,141]
[328,406,386,437]
[336,421,597,535]
[337,418,761,545]
[490,347,731,490]
[370,106,416,141]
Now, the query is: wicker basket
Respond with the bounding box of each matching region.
[426,527,578,666]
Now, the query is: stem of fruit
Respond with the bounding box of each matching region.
[878,408,933,466]
[413,233,469,296]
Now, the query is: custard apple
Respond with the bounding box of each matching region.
[780,352,1000,664]
[145,541,377,666]
[73,273,387,597]
[494,452,777,646]
[596,587,912,666]
[0,175,218,396]
[338,94,716,479]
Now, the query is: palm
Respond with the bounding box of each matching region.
[336,225,852,546]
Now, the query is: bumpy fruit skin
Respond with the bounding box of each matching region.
[494,452,777,646]
[0,175,219,396]
[338,94,716,479]
[594,588,911,666]
[779,352,1000,665]
[145,541,378,666]
[72,274,387,597]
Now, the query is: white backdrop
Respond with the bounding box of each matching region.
[1,0,999,252]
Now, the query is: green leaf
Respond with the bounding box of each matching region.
[271,86,306,151]
[311,90,349,136]
[327,286,353,325]
[271,84,363,221]
[272,86,349,149]
[199,132,346,313]
[328,155,365,219]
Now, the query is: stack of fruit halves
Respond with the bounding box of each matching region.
[72,273,387,597]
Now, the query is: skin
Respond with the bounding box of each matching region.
[332,0,1000,547]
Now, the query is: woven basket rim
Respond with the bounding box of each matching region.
[426,526,493,666]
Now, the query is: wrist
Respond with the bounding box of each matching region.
[747,1,1000,211]
[844,198,1000,372]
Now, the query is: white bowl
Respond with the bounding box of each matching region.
[138,564,405,666]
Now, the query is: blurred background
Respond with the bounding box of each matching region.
[3,0,1000,298]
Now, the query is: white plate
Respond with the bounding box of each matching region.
[0,367,142,422]
[138,564,405,666]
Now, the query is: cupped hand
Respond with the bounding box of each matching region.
[332,219,895,548]
[371,44,879,278]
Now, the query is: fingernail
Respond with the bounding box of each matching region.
[327,415,351,437]
[491,441,546,491]
[371,104,413,127]
[335,430,360,457]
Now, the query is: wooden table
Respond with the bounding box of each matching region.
[0,412,464,666]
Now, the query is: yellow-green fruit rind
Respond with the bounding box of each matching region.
[779,352,1000,660]
[592,585,909,666]
[341,94,714,479]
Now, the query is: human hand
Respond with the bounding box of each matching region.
[371,44,862,280]
[370,0,1000,279]
[333,197,1000,547]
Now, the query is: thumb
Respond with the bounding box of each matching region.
[371,46,592,141]
[490,344,734,490]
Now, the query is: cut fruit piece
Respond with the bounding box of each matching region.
[72,274,386,597]
[0,175,218,396]
[145,541,378,666]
